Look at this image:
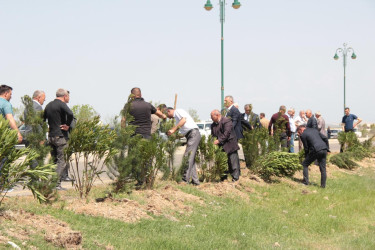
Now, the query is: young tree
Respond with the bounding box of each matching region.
[0,116,55,206]
[65,116,118,198]
[71,104,98,122]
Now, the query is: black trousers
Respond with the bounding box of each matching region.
[228,151,240,181]
[302,150,327,187]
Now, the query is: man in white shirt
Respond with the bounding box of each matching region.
[287,108,296,153]
[167,107,200,185]
[294,110,308,151]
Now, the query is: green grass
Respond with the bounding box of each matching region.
[1,166,375,249]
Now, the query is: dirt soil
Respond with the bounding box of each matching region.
[65,184,204,223]
[0,209,82,248]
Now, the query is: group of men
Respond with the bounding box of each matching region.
[0,85,74,190]
[1,84,363,190]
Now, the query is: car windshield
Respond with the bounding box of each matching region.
[197,124,204,130]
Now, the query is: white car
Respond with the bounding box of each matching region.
[196,120,212,139]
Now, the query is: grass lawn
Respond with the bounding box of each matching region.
[1,162,375,249]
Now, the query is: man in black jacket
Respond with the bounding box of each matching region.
[224,95,243,141]
[211,109,240,182]
[44,89,74,190]
[298,125,330,188]
[306,109,318,130]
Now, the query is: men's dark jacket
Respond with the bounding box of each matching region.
[300,128,330,157]
[125,98,156,137]
[44,99,73,138]
[307,115,318,130]
[242,112,262,129]
[211,117,239,154]
[226,106,243,140]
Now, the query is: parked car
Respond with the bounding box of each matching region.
[329,129,340,139]
[353,128,362,138]
[196,120,212,139]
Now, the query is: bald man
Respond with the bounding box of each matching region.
[211,109,240,182]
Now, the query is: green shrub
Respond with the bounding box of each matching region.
[65,116,118,198]
[21,95,57,202]
[196,135,228,182]
[330,152,358,170]
[0,116,55,206]
[241,128,279,169]
[254,151,302,182]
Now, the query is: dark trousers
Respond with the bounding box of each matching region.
[302,150,327,187]
[280,132,288,149]
[228,151,240,181]
[49,136,70,185]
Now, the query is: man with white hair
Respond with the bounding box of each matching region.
[23,90,46,140]
[224,95,243,141]
[44,89,74,190]
[315,111,326,136]
[287,108,296,153]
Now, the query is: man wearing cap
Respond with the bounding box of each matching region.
[167,107,200,185]
[315,111,326,136]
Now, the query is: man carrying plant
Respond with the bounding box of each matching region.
[44,88,74,190]
[211,109,240,182]
[297,125,330,188]
[167,107,200,185]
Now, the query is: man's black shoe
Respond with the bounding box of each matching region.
[62,177,75,182]
[191,182,200,186]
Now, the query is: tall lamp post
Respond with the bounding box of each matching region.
[333,43,357,114]
[204,0,241,109]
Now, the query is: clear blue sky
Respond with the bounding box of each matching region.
[1,0,374,124]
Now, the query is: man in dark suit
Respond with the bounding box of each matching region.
[242,104,261,129]
[224,95,243,141]
[211,109,240,182]
[306,109,318,130]
[298,125,330,188]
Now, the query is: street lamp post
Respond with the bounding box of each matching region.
[333,43,357,114]
[204,0,241,109]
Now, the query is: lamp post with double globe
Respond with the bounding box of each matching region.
[333,43,357,114]
[204,0,241,109]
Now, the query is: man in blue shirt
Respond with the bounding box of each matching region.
[0,85,22,143]
[342,107,362,132]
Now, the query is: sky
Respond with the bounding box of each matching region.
[1,0,374,125]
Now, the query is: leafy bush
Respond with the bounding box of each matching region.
[107,96,171,191]
[254,151,302,182]
[241,128,279,169]
[65,116,118,198]
[331,132,374,169]
[21,95,58,202]
[0,116,55,206]
[195,135,228,182]
[329,153,358,170]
